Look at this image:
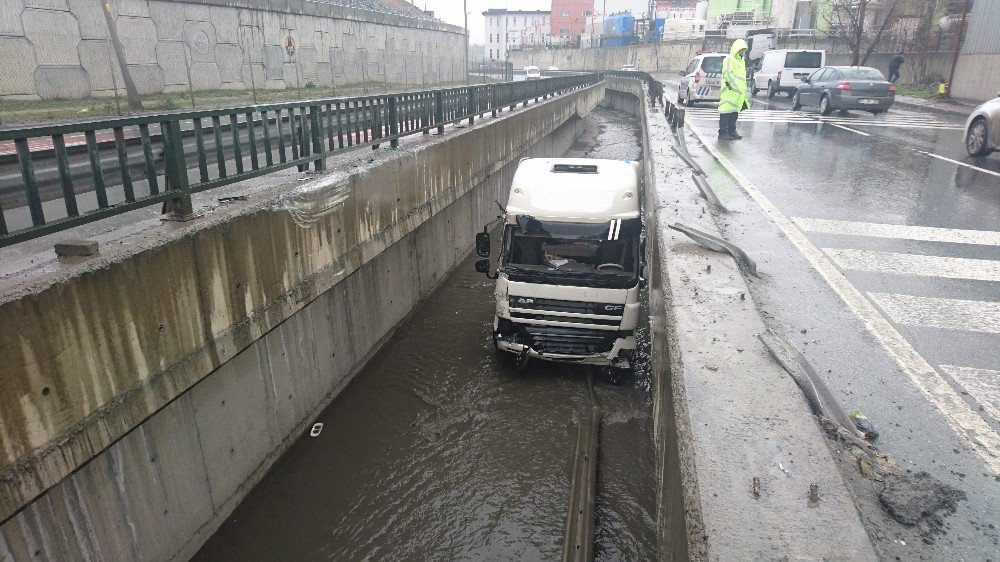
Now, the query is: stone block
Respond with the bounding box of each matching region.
[24,0,68,9]
[0,0,25,36]
[67,0,106,39]
[263,44,284,80]
[54,240,99,256]
[79,39,123,91]
[210,5,239,44]
[0,37,38,95]
[148,0,185,41]
[315,62,332,86]
[115,0,148,17]
[35,66,91,99]
[124,64,164,95]
[184,20,217,63]
[314,30,329,62]
[215,43,243,84]
[240,63,265,90]
[297,45,317,80]
[282,62,300,87]
[184,3,211,22]
[115,16,157,65]
[156,41,189,86]
[189,62,221,90]
[23,8,81,65]
[237,26,263,63]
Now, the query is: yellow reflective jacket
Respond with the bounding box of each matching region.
[719,39,750,114]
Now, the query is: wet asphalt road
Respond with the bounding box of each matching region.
[193,106,658,561]
[657,75,1000,559]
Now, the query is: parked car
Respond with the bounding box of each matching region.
[964,93,1000,157]
[792,66,895,115]
[547,65,559,71]
[754,49,826,98]
[677,52,727,107]
[524,66,541,80]
[619,64,637,71]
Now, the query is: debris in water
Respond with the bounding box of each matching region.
[752,477,761,498]
[779,462,791,477]
[808,483,820,507]
[878,471,967,526]
[218,195,249,203]
[309,423,324,437]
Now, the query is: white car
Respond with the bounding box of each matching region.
[677,52,727,106]
[547,66,559,71]
[619,64,637,72]
[965,92,1000,157]
[524,66,541,80]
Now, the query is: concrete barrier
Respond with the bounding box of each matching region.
[0,82,603,560]
[0,0,466,100]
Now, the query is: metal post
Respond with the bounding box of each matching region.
[468,87,475,126]
[389,95,400,147]
[435,90,445,134]
[946,0,971,96]
[162,119,194,219]
[310,104,324,171]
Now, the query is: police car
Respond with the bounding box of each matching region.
[677,52,727,106]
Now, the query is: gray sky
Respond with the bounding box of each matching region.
[414,0,649,45]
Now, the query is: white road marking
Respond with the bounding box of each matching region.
[869,293,1000,334]
[940,365,1000,423]
[794,217,1000,247]
[830,123,871,136]
[826,248,1000,282]
[917,150,1000,178]
[685,123,1000,475]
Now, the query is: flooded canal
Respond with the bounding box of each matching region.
[193,104,655,561]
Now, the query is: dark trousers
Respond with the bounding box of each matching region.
[718,112,739,135]
[888,69,900,83]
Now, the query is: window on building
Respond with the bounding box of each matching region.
[561,11,569,17]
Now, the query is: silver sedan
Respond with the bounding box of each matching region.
[965,93,1000,157]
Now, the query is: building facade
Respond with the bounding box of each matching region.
[550,0,595,46]
[483,9,550,60]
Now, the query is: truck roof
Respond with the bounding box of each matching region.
[506,158,640,222]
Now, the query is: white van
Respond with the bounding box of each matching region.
[524,66,541,80]
[754,49,825,98]
[677,52,727,106]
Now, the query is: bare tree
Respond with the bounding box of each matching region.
[826,0,904,66]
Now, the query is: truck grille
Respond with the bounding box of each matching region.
[523,326,617,355]
[508,297,625,317]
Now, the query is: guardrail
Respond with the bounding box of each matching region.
[0,73,600,248]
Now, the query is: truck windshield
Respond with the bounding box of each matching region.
[503,217,640,281]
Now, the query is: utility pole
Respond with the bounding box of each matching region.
[464,0,470,85]
[100,0,143,110]
[946,0,971,97]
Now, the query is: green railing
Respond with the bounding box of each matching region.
[0,74,601,248]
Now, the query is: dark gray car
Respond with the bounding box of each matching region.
[792,66,895,115]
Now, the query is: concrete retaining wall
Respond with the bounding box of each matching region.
[952,54,1000,102]
[0,0,466,100]
[0,82,603,560]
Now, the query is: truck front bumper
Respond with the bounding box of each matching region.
[495,331,636,368]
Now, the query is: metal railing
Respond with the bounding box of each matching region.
[0,74,601,248]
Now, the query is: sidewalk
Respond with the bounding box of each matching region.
[892,93,980,117]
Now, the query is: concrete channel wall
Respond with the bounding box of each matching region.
[0,82,603,560]
[0,0,466,100]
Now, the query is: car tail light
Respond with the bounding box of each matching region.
[889,83,896,93]
[694,70,701,83]
[836,81,852,91]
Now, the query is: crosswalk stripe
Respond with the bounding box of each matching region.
[939,365,1000,423]
[795,217,1000,247]
[826,248,1000,282]
[868,293,1000,334]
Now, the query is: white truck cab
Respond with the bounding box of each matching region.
[475,158,644,370]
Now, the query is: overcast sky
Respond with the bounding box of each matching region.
[412,0,650,45]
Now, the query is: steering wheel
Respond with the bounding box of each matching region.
[596,263,625,271]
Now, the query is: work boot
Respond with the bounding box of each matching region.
[718,132,736,140]
[730,130,743,140]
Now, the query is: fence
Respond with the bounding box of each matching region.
[0,74,601,248]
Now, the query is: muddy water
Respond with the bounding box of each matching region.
[193,106,655,561]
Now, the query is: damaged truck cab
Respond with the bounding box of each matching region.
[475,158,644,369]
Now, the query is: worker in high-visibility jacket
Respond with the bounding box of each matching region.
[718,39,751,140]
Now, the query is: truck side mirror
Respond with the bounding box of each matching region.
[475,259,490,274]
[476,231,491,257]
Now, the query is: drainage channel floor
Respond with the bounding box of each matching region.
[193,105,655,561]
